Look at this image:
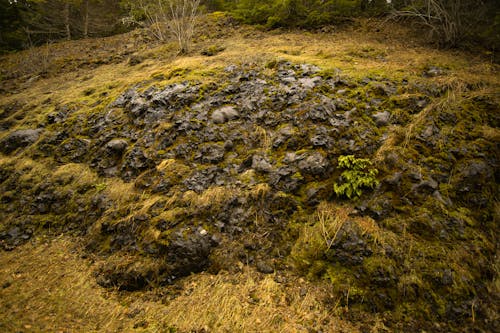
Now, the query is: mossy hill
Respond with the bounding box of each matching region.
[0,15,498,332]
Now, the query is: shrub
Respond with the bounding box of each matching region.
[390,0,499,48]
[122,0,200,53]
[333,155,379,199]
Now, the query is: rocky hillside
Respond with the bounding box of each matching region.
[0,16,498,332]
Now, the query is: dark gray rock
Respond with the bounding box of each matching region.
[452,159,494,207]
[358,193,394,221]
[304,183,328,206]
[165,227,218,277]
[111,88,137,108]
[269,166,302,193]
[252,155,273,173]
[183,167,226,193]
[196,143,226,164]
[121,146,153,180]
[256,261,275,274]
[151,82,189,107]
[369,82,397,96]
[46,108,71,124]
[57,138,91,162]
[106,139,128,153]
[0,226,32,250]
[310,127,332,147]
[297,152,329,176]
[383,172,402,187]
[0,129,43,154]
[307,105,333,122]
[412,177,439,195]
[282,152,301,165]
[129,97,148,117]
[143,108,169,125]
[298,63,321,76]
[325,220,372,266]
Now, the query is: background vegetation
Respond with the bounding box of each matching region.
[1,0,499,54]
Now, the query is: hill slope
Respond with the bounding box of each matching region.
[1,15,499,332]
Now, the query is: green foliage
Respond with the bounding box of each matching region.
[333,155,379,199]
[228,0,371,28]
[0,1,24,52]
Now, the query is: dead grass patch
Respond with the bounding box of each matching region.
[0,236,359,333]
[155,269,358,333]
[0,236,142,332]
[183,186,240,210]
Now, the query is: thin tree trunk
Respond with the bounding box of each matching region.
[64,2,71,40]
[83,0,89,38]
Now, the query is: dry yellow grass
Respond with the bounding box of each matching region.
[0,236,359,332]
[316,202,350,252]
[157,270,358,333]
[185,186,239,209]
[0,236,142,332]
[249,182,271,200]
[102,178,136,205]
[290,203,352,270]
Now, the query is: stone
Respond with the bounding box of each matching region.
[106,139,128,153]
[308,105,332,121]
[111,88,137,108]
[372,111,391,126]
[183,167,225,193]
[423,66,445,77]
[196,144,226,164]
[57,138,91,163]
[383,172,402,187]
[256,261,274,274]
[0,129,43,154]
[298,63,320,75]
[166,227,219,277]
[211,106,239,124]
[269,166,302,193]
[298,76,322,89]
[151,82,190,107]
[412,177,439,195]
[325,220,372,266]
[251,155,273,173]
[297,152,329,176]
[121,146,153,180]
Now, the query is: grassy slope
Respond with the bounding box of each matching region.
[0,14,499,332]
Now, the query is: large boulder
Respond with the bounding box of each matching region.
[0,129,43,154]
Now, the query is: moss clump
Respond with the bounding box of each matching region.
[201,45,226,57]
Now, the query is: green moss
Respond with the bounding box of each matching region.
[201,45,226,57]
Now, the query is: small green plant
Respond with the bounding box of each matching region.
[334,155,379,199]
[93,183,107,192]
